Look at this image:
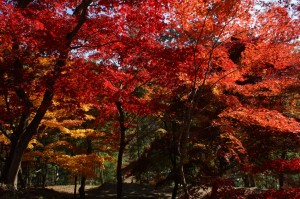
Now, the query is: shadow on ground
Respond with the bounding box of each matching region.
[0,187,71,199]
[0,183,172,199]
[86,183,172,199]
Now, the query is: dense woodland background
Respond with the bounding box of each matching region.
[0,0,299,198]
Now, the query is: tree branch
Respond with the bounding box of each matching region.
[22,0,94,141]
[16,0,33,8]
[66,0,93,44]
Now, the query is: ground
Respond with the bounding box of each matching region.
[0,183,173,199]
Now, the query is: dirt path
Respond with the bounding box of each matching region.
[25,183,172,199]
[84,183,172,198]
[0,183,172,199]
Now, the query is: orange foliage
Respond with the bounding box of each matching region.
[53,154,104,178]
[218,107,300,134]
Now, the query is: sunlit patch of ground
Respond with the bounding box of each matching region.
[47,185,98,194]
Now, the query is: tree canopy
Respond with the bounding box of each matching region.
[0,0,299,198]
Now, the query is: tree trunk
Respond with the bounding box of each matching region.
[74,176,78,199]
[279,152,286,190]
[1,138,27,189]
[210,179,219,199]
[18,164,26,189]
[79,177,86,199]
[116,101,126,199]
[136,123,141,184]
[55,166,59,185]
[78,139,92,199]
[279,173,284,190]
[177,86,199,199]
[178,125,190,199]
[243,174,250,187]
[171,175,179,199]
[99,169,104,185]
[170,121,179,199]
[249,174,255,187]
[1,64,58,188]
[42,164,48,188]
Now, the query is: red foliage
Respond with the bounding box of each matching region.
[253,158,300,174]
[217,188,300,199]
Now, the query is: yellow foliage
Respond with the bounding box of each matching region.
[27,138,43,149]
[59,128,105,139]
[81,104,94,111]
[53,154,104,178]
[43,108,73,121]
[58,126,71,134]
[0,133,10,145]
[61,119,83,127]
[154,128,167,138]
[42,119,60,128]
[45,141,74,150]
[38,56,56,66]
[212,87,222,96]
[22,151,44,162]
[0,96,6,106]
[64,128,92,138]
[42,119,83,129]
[178,72,192,85]
[84,114,95,120]
[103,155,116,163]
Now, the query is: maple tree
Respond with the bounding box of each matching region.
[21,101,118,198]
[0,0,168,190]
[147,0,257,197]
[120,0,299,198]
[0,0,96,187]
[0,0,300,198]
[54,2,172,197]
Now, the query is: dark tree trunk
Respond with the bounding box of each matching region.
[74,176,78,199]
[78,139,92,199]
[1,87,55,188]
[55,166,59,185]
[18,165,26,189]
[116,101,126,199]
[210,179,219,199]
[169,121,179,199]
[171,176,179,199]
[243,174,250,187]
[177,86,199,199]
[249,174,255,187]
[279,173,284,190]
[41,164,48,188]
[243,174,255,187]
[79,177,86,199]
[1,135,31,188]
[279,152,286,190]
[178,124,190,199]
[99,169,104,185]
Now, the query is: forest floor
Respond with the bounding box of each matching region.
[0,183,173,199]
